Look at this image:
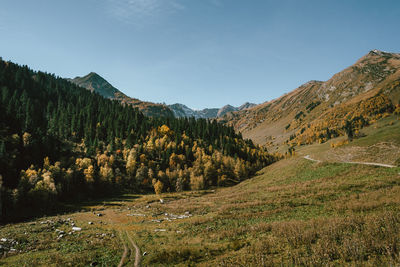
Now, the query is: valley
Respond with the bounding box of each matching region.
[1,50,400,266]
[1,115,400,266]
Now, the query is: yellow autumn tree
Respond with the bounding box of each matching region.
[154,180,164,195]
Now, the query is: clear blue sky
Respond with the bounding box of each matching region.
[1,0,399,109]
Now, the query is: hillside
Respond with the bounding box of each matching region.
[221,50,400,150]
[70,72,174,117]
[0,59,277,222]
[2,147,399,266]
[169,102,256,119]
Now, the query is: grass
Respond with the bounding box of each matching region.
[297,115,400,165]
[1,156,400,266]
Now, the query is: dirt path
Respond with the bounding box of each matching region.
[126,231,141,267]
[303,155,321,163]
[303,155,397,168]
[117,231,129,267]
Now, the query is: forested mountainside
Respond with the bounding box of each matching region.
[0,59,278,222]
[221,50,400,150]
[70,72,175,117]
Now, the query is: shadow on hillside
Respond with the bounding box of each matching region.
[1,193,143,225]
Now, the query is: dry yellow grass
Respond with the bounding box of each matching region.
[1,156,400,266]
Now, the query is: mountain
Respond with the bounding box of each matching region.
[168,102,256,119]
[0,58,276,221]
[70,72,174,117]
[220,50,400,149]
[70,73,257,119]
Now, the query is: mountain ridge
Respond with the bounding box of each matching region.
[70,72,256,119]
[219,50,400,149]
[69,73,175,117]
[168,102,256,119]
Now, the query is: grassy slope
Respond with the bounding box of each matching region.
[1,156,400,266]
[297,115,400,165]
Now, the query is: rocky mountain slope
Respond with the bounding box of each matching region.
[169,102,256,119]
[220,50,400,148]
[70,73,174,117]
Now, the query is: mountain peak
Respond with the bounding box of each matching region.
[367,49,400,58]
[71,72,119,99]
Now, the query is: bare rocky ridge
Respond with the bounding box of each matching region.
[220,50,400,147]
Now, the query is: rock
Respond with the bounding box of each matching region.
[0,238,7,242]
[96,213,103,217]
[127,213,146,217]
[88,222,94,225]
[143,251,147,256]
[159,199,164,204]
[145,205,150,208]
[72,227,82,231]
[90,262,98,266]
[154,229,167,232]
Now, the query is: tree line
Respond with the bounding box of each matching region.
[0,59,279,222]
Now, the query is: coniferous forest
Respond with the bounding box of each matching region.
[0,59,278,222]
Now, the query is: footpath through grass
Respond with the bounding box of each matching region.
[1,157,400,266]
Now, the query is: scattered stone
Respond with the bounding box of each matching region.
[90,262,98,266]
[0,238,7,242]
[88,222,94,225]
[145,205,150,208]
[96,213,103,217]
[127,213,146,217]
[154,229,167,232]
[159,199,164,204]
[72,227,82,231]
[143,251,147,256]
[151,219,163,223]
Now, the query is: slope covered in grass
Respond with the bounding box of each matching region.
[2,157,399,266]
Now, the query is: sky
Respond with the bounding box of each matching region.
[0,0,399,109]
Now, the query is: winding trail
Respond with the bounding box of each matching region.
[303,155,397,168]
[126,231,141,267]
[117,232,129,267]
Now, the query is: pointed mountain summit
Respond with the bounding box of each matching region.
[70,73,174,117]
[71,72,119,99]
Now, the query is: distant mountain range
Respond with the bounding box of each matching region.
[69,73,174,117]
[69,72,255,119]
[167,102,256,119]
[69,49,400,151]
